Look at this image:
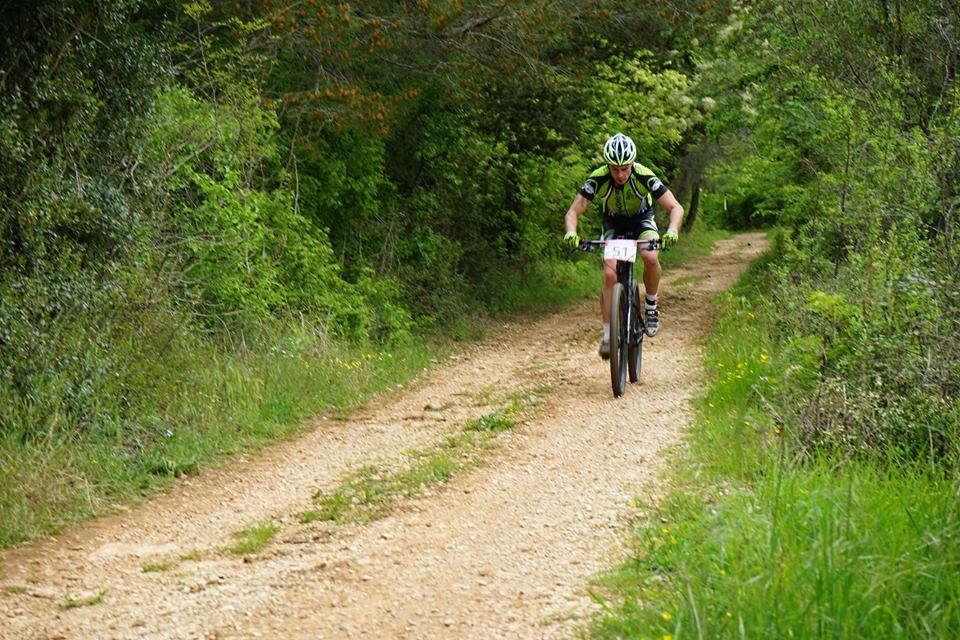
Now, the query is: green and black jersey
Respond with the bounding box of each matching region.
[578,163,668,218]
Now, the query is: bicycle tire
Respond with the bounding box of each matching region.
[628,282,643,383]
[609,282,627,397]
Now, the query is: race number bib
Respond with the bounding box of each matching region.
[604,239,637,263]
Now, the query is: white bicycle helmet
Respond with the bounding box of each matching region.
[603,132,637,166]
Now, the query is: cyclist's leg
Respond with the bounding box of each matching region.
[633,211,660,299]
[633,212,662,336]
[640,242,660,298]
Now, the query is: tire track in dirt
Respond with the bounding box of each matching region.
[0,232,768,639]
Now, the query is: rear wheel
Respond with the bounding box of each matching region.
[609,283,627,397]
[628,282,643,383]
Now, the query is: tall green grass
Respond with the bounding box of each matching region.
[0,330,433,547]
[592,240,960,639]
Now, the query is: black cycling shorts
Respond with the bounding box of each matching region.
[601,210,658,239]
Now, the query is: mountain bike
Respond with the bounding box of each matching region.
[580,237,661,397]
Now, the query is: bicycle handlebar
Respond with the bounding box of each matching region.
[578,238,662,252]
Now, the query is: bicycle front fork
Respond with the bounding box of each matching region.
[617,261,634,342]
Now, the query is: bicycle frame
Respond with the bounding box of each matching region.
[615,252,639,347]
[580,237,660,396]
[580,236,659,313]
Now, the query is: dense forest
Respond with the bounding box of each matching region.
[2,1,958,609]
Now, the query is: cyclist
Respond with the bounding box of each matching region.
[563,132,685,358]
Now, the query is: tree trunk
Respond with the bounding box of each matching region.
[682,179,700,232]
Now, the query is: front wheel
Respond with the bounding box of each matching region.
[628,282,643,383]
[609,282,627,397]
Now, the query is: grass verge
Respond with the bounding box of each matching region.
[311,393,544,524]
[0,337,435,548]
[141,560,177,573]
[228,521,280,555]
[590,234,960,638]
[60,590,106,610]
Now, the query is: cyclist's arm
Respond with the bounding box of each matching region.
[655,190,685,234]
[564,194,591,234]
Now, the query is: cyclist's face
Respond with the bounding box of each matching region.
[609,163,632,185]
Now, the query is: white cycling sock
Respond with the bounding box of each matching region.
[602,324,610,340]
[645,293,658,310]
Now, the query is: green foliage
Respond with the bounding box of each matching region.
[0,0,169,442]
[592,244,960,638]
[587,52,702,164]
[145,86,368,333]
[683,0,960,464]
[734,221,957,464]
[141,559,176,573]
[1,0,163,272]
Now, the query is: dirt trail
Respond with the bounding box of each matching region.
[1,233,768,640]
